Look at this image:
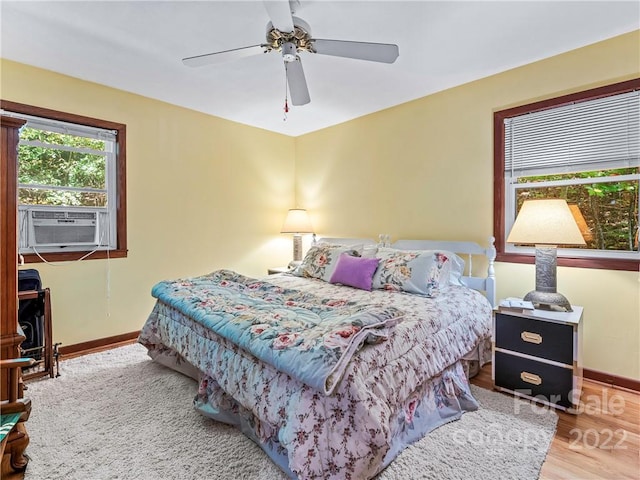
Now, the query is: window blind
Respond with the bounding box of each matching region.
[505,89,640,177]
[1,111,117,141]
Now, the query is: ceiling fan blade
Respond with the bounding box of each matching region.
[182,45,264,67]
[286,59,310,106]
[263,0,295,33]
[312,39,399,64]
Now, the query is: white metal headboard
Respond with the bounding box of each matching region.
[312,236,378,246]
[392,237,497,307]
[309,235,496,307]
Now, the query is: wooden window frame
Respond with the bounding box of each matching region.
[493,78,640,272]
[2,100,127,262]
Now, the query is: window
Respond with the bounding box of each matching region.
[494,79,640,271]
[1,101,127,262]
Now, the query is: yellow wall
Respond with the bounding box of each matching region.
[295,31,640,380]
[2,31,639,380]
[1,60,296,346]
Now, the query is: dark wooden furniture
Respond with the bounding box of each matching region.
[1,115,32,472]
[19,288,57,380]
[1,115,26,390]
[0,357,34,474]
[492,306,583,412]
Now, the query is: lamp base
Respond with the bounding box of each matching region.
[524,290,573,312]
[292,234,302,263]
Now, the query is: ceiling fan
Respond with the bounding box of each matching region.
[182,0,399,106]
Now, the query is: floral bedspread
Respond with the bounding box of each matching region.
[151,269,404,394]
[140,272,492,479]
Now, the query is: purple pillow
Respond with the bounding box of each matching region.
[329,253,380,291]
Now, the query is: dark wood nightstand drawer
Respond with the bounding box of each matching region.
[494,351,574,409]
[495,313,574,365]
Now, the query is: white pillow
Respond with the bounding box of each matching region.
[360,244,379,259]
[440,251,466,287]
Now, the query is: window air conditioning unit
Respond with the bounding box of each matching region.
[27,209,100,248]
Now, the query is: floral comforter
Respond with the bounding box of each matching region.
[139,271,492,479]
[151,269,404,394]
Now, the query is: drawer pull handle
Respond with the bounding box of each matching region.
[521,331,542,344]
[521,371,542,386]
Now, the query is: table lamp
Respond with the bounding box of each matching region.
[507,199,586,312]
[281,209,314,268]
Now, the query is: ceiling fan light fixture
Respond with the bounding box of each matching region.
[266,17,313,55]
[282,42,297,62]
[182,2,399,107]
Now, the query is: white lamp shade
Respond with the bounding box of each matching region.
[281,209,313,234]
[507,199,586,246]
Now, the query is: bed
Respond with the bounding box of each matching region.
[138,237,496,479]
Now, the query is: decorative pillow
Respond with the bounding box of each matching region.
[371,248,450,296]
[313,241,365,255]
[292,244,361,282]
[329,253,380,291]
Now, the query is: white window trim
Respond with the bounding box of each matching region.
[9,112,119,255]
[505,173,640,260]
[502,87,640,263]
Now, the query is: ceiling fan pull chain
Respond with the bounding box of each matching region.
[283,63,289,121]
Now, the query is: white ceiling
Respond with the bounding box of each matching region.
[1,1,638,137]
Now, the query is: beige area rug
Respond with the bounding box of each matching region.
[22,343,558,480]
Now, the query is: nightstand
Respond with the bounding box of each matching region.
[267,267,291,275]
[492,306,583,413]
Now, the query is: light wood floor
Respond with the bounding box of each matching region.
[472,367,640,479]
[3,360,639,479]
